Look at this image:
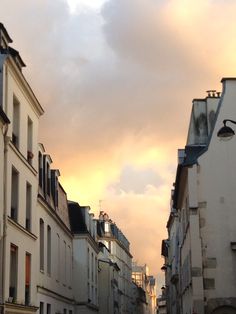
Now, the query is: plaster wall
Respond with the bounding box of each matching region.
[73,236,98,307]
[37,201,73,301]
[197,79,236,299]
[109,240,132,313]
[3,62,40,170]
[2,58,42,308]
[38,292,74,314]
[0,121,4,302]
[98,260,112,314]
[0,121,4,238]
[4,225,37,304]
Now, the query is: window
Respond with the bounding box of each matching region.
[46,304,51,314]
[47,226,51,275]
[64,309,67,314]
[26,182,32,231]
[68,245,72,287]
[11,167,19,221]
[69,311,72,314]
[40,219,44,271]
[27,117,33,164]
[38,152,43,188]
[95,257,97,284]
[40,302,44,314]
[12,96,20,148]
[51,170,59,207]
[57,234,60,281]
[9,244,18,301]
[88,282,90,301]
[64,241,66,284]
[25,253,31,305]
[87,248,90,279]
[46,163,50,196]
[104,222,109,233]
[92,253,94,282]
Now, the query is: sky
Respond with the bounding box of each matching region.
[1,0,236,290]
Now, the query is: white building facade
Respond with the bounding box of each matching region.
[0,22,43,314]
[37,145,74,314]
[68,202,99,314]
[163,82,236,314]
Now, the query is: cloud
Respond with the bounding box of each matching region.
[108,165,164,194]
[102,182,170,276]
[2,0,236,285]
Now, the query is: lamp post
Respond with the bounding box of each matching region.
[217,119,236,139]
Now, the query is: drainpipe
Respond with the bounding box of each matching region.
[0,54,9,314]
[2,125,9,313]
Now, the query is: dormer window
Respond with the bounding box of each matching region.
[104,222,109,233]
[46,163,51,196]
[43,155,52,199]
[38,152,43,189]
[51,170,60,208]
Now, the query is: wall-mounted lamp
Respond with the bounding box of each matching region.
[217,119,236,139]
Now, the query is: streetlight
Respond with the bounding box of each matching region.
[217,119,236,139]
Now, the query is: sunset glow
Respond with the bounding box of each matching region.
[1,0,236,291]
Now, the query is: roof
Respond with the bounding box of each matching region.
[8,47,26,67]
[221,77,236,82]
[0,23,13,43]
[0,106,10,124]
[68,201,87,234]
[183,145,206,166]
[173,145,206,209]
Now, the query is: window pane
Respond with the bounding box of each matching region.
[9,244,18,301]
[40,219,44,271]
[25,253,31,305]
[26,182,31,231]
[11,167,18,221]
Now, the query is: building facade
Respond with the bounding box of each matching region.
[162,82,236,314]
[97,211,133,314]
[0,22,43,314]
[0,22,151,314]
[37,145,74,314]
[68,202,99,314]
[132,263,157,314]
[97,242,120,314]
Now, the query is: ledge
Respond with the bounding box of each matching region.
[4,301,38,312]
[9,141,37,176]
[8,217,37,240]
